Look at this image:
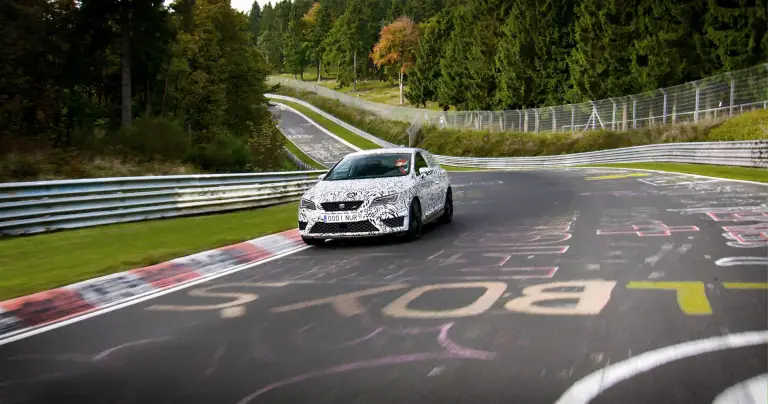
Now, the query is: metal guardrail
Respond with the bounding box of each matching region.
[0,171,326,236]
[432,140,768,169]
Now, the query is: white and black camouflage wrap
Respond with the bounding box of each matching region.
[298,148,451,239]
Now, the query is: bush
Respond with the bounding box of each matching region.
[707,109,768,141]
[110,116,191,160]
[185,133,252,172]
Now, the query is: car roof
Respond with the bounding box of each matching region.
[345,147,424,157]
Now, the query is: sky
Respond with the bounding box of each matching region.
[231,0,272,13]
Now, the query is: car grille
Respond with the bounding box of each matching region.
[381,216,405,227]
[309,220,378,234]
[298,221,308,230]
[321,201,363,212]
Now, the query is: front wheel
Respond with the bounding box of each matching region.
[302,236,324,246]
[438,189,453,224]
[403,200,423,242]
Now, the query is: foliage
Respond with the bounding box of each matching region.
[370,16,420,74]
[261,0,767,111]
[1,0,284,180]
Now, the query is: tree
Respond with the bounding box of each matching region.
[302,2,332,81]
[631,1,710,91]
[567,0,640,102]
[248,1,262,40]
[437,0,507,110]
[495,0,575,109]
[704,0,767,72]
[370,16,420,104]
[404,16,447,107]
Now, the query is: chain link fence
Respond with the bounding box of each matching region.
[269,63,768,134]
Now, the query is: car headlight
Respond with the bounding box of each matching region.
[370,194,399,208]
[300,199,317,210]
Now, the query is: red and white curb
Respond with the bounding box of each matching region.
[0,229,307,342]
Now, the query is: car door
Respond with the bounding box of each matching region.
[413,152,438,217]
[424,151,449,198]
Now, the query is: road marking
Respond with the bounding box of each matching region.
[627,281,712,315]
[585,173,649,180]
[723,282,768,289]
[220,306,246,318]
[0,246,311,347]
[712,374,768,404]
[505,280,616,315]
[554,330,768,404]
[382,282,507,319]
[271,284,409,317]
[146,282,284,312]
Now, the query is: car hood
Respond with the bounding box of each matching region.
[303,176,415,203]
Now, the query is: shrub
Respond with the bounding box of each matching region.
[111,116,191,160]
[185,133,252,172]
[707,109,768,141]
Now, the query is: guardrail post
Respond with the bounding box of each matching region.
[694,82,700,123]
[570,105,575,133]
[661,89,668,124]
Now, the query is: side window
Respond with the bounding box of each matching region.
[414,153,429,172]
[423,152,438,168]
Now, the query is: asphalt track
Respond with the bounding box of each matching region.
[1,167,767,404]
[271,105,356,167]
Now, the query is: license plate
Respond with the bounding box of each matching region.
[322,214,359,223]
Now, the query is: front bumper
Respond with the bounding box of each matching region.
[298,207,410,239]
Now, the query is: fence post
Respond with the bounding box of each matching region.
[661,89,668,124]
[694,82,700,123]
[535,109,540,133]
[728,74,735,117]
[551,107,556,132]
[610,98,616,131]
[570,105,575,133]
[631,96,637,129]
[517,110,522,132]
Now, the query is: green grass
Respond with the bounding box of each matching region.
[274,100,381,150]
[0,203,299,300]
[583,163,768,183]
[282,136,327,170]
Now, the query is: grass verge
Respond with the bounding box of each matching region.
[582,163,768,183]
[282,136,327,170]
[0,203,299,300]
[273,100,381,150]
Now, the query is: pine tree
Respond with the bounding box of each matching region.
[404,16,447,107]
[567,0,640,101]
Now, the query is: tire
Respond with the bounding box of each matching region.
[302,236,324,246]
[438,189,453,224]
[404,199,423,242]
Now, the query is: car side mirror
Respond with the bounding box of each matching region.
[418,167,432,176]
[318,174,326,180]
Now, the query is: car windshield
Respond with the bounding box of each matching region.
[324,153,412,181]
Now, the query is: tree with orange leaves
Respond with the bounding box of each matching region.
[370,16,420,105]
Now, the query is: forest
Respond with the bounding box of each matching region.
[2,0,284,178]
[256,0,768,110]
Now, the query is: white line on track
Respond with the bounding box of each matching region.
[554,330,768,404]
